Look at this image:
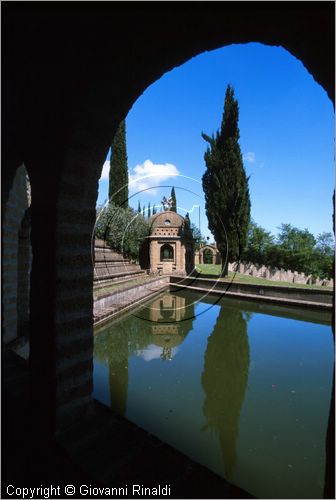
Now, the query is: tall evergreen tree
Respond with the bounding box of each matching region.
[170,187,177,212]
[142,205,145,218]
[152,205,157,215]
[148,202,151,218]
[137,200,141,213]
[202,84,250,275]
[109,120,128,207]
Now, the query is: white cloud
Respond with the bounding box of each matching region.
[100,160,110,180]
[244,152,256,164]
[129,159,180,195]
[136,344,178,362]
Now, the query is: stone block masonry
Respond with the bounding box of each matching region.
[94,276,170,325]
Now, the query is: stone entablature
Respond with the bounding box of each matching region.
[147,211,194,275]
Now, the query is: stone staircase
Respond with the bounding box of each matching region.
[93,239,145,289]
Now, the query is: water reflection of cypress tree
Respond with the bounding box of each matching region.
[201,305,250,478]
[95,323,129,417]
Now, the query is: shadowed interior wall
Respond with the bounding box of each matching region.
[17,207,31,338]
[2,165,31,344]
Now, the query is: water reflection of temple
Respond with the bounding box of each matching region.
[141,293,195,361]
[94,292,195,413]
[201,305,250,479]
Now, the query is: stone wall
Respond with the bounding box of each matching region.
[2,165,31,344]
[169,276,333,310]
[228,262,334,288]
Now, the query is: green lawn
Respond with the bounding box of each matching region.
[194,264,332,289]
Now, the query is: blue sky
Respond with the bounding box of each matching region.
[97,42,334,241]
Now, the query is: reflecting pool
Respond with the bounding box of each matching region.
[93,289,333,499]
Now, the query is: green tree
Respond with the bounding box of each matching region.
[191,223,206,250]
[202,84,250,275]
[313,232,334,279]
[147,202,151,218]
[95,203,150,261]
[316,232,334,256]
[137,200,141,213]
[109,120,128,207]
[243,220,274,266]
[142,205,145,218]
[170,187,177,212]
[152,205,157,215]
[276,223,316,274]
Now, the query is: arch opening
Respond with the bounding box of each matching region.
[160,244,174,261]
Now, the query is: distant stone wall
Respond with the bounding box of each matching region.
[228,262,333,287]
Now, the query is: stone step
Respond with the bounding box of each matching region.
[94,267,142,277]
[93,271,145,283]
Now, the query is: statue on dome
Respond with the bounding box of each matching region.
[161,196,173,211]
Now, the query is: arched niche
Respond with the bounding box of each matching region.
[160,244,174,261]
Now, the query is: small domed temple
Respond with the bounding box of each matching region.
[141,211,195,276]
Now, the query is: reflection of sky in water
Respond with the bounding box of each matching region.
[93,290,333,499]
[136,344,179,362]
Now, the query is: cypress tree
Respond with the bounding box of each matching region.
[170,187,177,212]
[142,205,145,218]
[202,84,250,276]
[148,202,151,218]
[109,120,128,207]
[137,200,141,213]
[152,205,157,215]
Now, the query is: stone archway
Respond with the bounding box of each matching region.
[2,3,334,438]
[199,245,221,265]
[160,244,174,261]
[203,248,214,264]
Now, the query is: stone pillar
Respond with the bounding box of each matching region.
[194,252,199,265]
[17,208,31,337]
[28,150,102,436]
[149,240,155,272]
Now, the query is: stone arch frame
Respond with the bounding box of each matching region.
[160,243,174,261]
[203,248,215,264]
[199,245,220,265]
[3,3,334,440]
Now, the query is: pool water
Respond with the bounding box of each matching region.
[93,289,333,499]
